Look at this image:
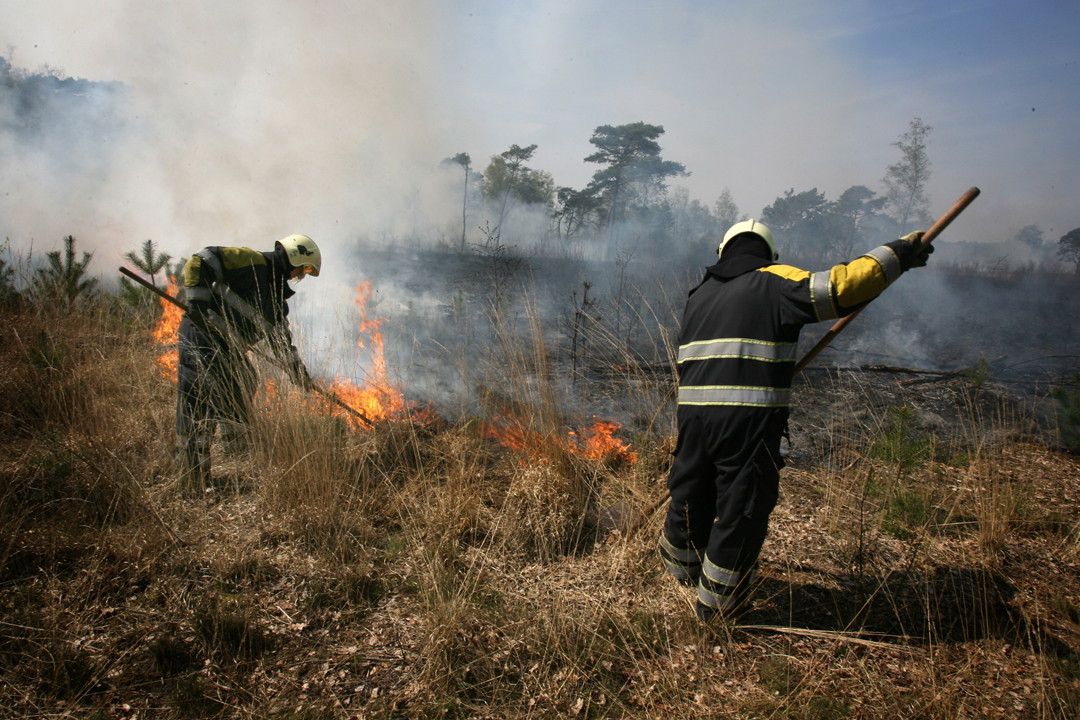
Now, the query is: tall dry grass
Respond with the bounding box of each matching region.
[1,272,1079,718]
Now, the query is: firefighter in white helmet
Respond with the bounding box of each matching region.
[660,220,932,620]
[176,234,321,484]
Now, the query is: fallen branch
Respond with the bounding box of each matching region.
[736,624,920,652]
[899,375,962,387]
[861,365,962,376]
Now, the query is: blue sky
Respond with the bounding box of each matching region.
[2,0,1078,261]
[433,0,1080,239]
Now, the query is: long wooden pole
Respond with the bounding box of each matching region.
[792,187,981,376]
[120,266,376,428]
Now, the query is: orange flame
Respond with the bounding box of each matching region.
[152,276,182,382]
[326,375,406,424]
[570,419,638,464]
[480,413,637,465]
[478,414,539,455]
[323,280,409,426]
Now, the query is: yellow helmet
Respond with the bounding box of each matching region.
[718,219,777,261]
[276,234,321,277]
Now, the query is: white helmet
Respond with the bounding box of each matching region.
[718,219,777,261]
[276,234,321,277]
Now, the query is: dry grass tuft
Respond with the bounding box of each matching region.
[500,460,591,560]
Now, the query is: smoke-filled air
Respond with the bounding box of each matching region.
[2,1,1080,718]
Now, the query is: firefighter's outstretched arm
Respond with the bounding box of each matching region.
[793,187,980,375]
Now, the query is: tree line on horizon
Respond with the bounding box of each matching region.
[442,118,1080,272]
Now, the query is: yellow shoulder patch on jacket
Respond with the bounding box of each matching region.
[183,255,202,287]
[759,264,811,282]
[219,247,267,270]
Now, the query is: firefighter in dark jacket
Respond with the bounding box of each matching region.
[176,234,321,483]
[660,220,931,620]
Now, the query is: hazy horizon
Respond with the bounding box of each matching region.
[2,1,1077,272]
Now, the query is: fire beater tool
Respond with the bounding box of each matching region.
[612,186,982,535]
[119,266,376,429]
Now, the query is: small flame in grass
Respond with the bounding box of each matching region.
[258,375,440,430]
[323,280,409,426]
[478,414,537,455]
[156,350,179,380]
[570,419,638,464]
[327,375,406,424]
[152,276,182,383]
[480,413,637,465]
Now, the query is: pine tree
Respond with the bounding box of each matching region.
[32,235,98,309]
[124,239,172,288]
[120,239,173,311]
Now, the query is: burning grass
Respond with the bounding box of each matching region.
[2,291,1080,719]
[152,275,182,381]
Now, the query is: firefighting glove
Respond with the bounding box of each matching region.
[898,230,933,269]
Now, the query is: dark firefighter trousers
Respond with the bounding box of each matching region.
[176,316,258,481]
[660,405,787,613]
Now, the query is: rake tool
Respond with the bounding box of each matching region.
[119,266,376,428]
[615,186,982,535]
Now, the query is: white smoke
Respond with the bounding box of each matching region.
[2,1,1077,400]
[1,1,462,285]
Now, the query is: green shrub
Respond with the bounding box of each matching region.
[963,356,992,389]
[869,406,934,471]
[883,487,945,539]
[31,235,98,310]
[1051,373,1080,452]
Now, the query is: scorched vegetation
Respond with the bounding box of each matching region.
[0,238,1079,720]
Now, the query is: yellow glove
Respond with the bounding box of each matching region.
[900,231,924,245]
[900,230,932,268]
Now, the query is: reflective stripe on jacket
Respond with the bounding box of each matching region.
[677,243,906,408]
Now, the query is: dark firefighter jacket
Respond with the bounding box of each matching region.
[181,246,302,369]
[677,240,914,408]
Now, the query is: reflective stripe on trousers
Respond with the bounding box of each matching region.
[659,532,704,580]
[698,558,758,611]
